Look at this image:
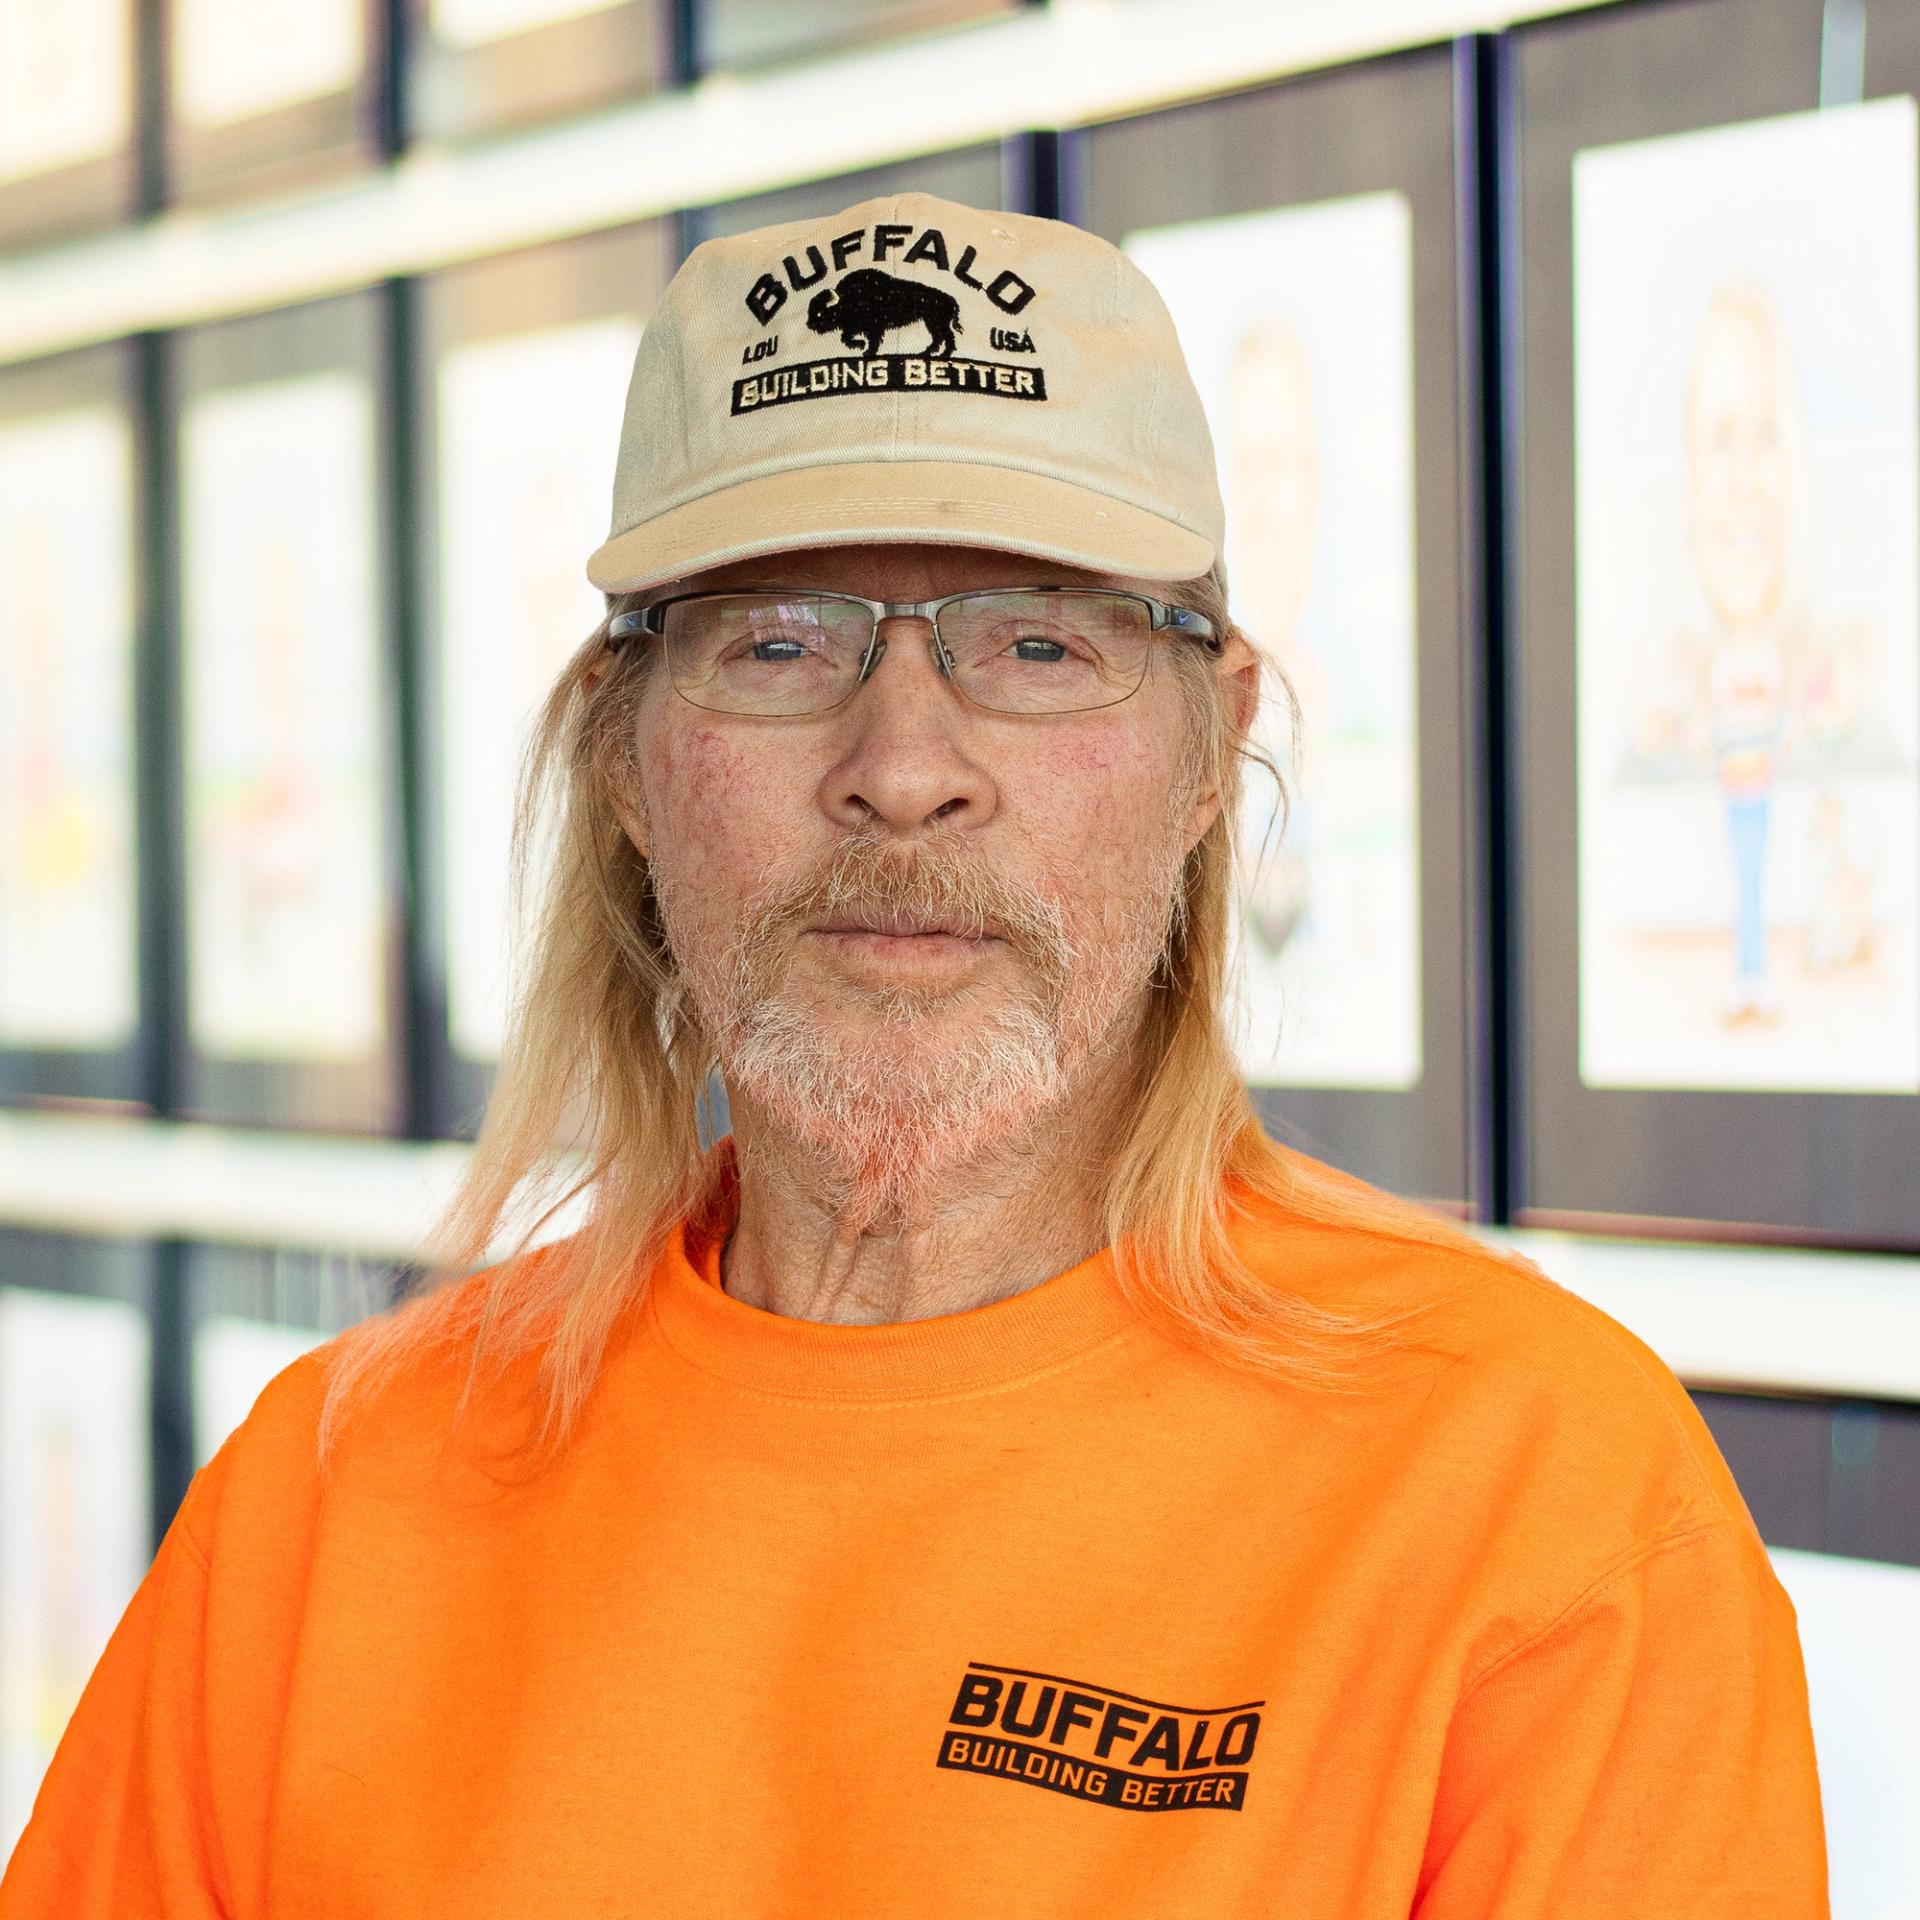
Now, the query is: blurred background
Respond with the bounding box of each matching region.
[0,0,1917,1905]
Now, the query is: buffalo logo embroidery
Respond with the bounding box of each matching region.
[808,268,962,358]
[731,220,1047,416]
[936,1662,1263,1812]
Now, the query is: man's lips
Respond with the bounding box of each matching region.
[807,913,1000,939]
[801,916,1005,970]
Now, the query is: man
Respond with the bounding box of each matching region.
[1,192,1826,1917]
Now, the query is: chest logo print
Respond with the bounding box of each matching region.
[937,1661,1262,1812]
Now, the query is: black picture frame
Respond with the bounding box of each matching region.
[1507,0,1920,1247]
[1068,44,1495,1218]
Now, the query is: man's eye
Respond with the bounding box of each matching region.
[742,637,812,662]
[1010,635,1070,663]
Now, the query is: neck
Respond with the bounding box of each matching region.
[717,1013,1146,1325]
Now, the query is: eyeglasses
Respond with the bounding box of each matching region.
[604,587,1220,717]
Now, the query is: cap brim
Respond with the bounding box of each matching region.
[584,460,1215,595]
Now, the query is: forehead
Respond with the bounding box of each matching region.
[655,540,1164,602]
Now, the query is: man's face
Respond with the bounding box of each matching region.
[623,540,1229,1220]
[1687,299,1792,630]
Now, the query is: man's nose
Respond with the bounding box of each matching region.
[817,615,997,833]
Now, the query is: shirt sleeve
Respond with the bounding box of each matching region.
[1414,1516,1830,1918]
[0,1468,235,1920]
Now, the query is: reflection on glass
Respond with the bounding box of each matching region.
[436,316,641,1060]
[0,408,138,1050]
[1125,193,1423,1089]
[182,372,386,1063]
[0,0,131,183]
[0,1287,149,1858]
[1574,98,1920,1093]
[430,0,625,48]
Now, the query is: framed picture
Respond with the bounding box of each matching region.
[173,291,406,1134]
[0,1233,151,1860]
[0,344,145,1110]
[1575,101,1919,1097]
[0,0,139,249]
[412,220,672,1134]
[407,0,669,145]
[1070,46,1491,1215]
[1125,193,1424,1096]
[1508,0,1920,1243]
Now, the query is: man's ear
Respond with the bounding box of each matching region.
[587,651,653,858]
[1181,632,1261,846]
[1217,631,1261,744]
[603,726,650,859]
[611,789,650,861]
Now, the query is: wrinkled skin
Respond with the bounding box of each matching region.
[614,539,1257,1326]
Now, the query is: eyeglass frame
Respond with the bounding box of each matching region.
[602,584,1222,716]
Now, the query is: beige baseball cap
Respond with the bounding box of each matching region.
[584,189,1224,595]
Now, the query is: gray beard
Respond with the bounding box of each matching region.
[652,839,1184,1233]
[719,984,1075,1231]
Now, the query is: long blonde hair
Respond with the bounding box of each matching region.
[312,554,1513,1477]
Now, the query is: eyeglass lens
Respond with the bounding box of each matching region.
[659,591,1155,716]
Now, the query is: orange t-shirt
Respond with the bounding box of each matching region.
[1,1175,1828,1917]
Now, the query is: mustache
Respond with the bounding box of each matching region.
[735,828,1073,982]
